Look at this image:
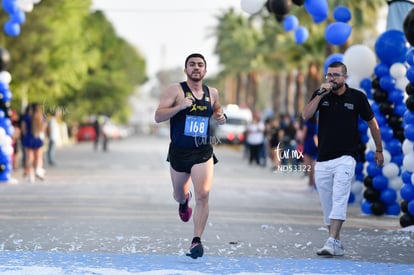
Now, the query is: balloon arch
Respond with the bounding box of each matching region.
[241,0,414,228]
[0,0,42,182]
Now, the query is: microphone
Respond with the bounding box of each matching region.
[317,82,334,96]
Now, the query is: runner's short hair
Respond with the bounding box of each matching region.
[185,53,206,68]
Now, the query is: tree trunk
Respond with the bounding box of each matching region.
[306,62,322,103]
[246,71,258,111]
[271,73,283,118]
[295,69,305,117]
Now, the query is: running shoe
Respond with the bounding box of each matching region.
[186,242,204,259]
[179,192,192,222]
[316,238,335,256]
[333,240,345,256]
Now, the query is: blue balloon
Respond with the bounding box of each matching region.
[2,0,18,14]
[333,5,352,22]
[375,30,408,65]
[358,119,368,132]
[406,65,414,83]
[312,14,327,24]
[304,0,329,19]
[391,154,404,166]
[394,103,407,116]
[375,112,387,126]
[403,110,414,124]
[366,161,382,177]
[388,89,404,104]
[408,200,414,216]
[380,188,397,205]
[407,49,414,65]
[348,192,355,203]
[355,173,365,182]
[386,138,402,156]
[402,170,413,184]
[3,20,20,37]
[355,161,364,174]
[283,15,299,32]
[386,203,401,215]
[366,151,375,162]
[405,124,414,141]
[374,63,390,78]
[360,133,369,143]
[325,22,352,45]
[11,10,25,24]
[294,26,309,44]
[380,126,394,142]
[361,200,372,214]
[371,102,380,113]
[0,81,8,93]
[324,53,343,73]
[372,175,389,191]
[401,183,414,201]
[360,78,372,98]
[379,75,396,91]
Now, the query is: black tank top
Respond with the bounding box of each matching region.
[170,82,213,148]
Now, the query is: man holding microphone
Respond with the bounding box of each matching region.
[302,61,384,256]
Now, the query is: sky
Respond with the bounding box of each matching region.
[91,0,243,78]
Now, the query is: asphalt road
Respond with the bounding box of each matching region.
[0,134,413,273]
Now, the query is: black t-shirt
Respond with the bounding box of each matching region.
[312,85,374,161]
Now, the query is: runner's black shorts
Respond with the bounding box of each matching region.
[167,143,218,173]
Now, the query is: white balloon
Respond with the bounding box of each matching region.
[402,139,414,155]
[0,127,5,138]
[354,193,364,204]
[383,150,391,164]
[351,181,363,194]
[367,137,376,151]
[396,77,409,91]
[403,153,414,172]
[16,0,34,12]
[1,145,13,156]
[343,44,377,80]
[390,62,407,79]
[0,135,12,147]
[240,0,266,15]
[0,71,12,84]
[346,76,361,89]
[389,177,403,191]
[382,162,400,179]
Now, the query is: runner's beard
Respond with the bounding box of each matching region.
[188,72,204,82]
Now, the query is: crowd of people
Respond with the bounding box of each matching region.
[243,112,318,191]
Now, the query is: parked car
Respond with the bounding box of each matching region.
[76,123,96,142]
[212,104,252,145]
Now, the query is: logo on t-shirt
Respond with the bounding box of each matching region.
[344,103,354,110]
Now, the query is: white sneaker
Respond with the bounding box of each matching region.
[28,173,35,183]
[35,168,45,180]
[333,240,345,256]
[316,238,335,256]
[317,238,345,256]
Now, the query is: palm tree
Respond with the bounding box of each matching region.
[213,1,386,116]
[214,9,264,110]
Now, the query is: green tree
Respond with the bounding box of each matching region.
[0,0,146,124]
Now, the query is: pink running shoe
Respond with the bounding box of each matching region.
[179,192,192,222]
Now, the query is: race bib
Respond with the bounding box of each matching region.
[184,115,208,137]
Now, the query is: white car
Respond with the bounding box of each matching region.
[212,105,252,145]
